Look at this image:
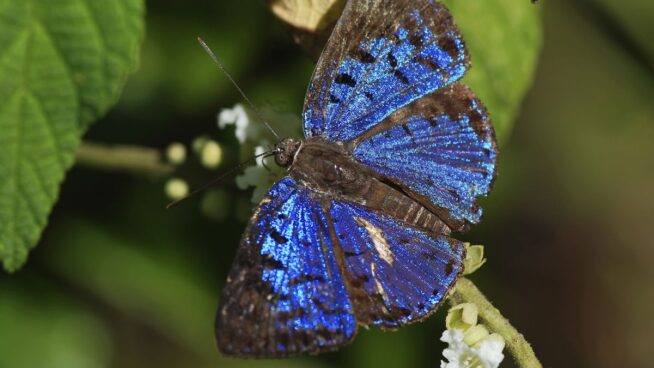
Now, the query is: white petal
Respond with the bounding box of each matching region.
[474,339,505,367]
[440,329,505,368]
[217,104,251,143]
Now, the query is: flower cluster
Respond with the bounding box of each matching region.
[441,303,505,368]
[216,103,301,203]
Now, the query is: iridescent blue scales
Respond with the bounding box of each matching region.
[215,0,498,358]
[353,84,497,228]
[330,200,465,328]
[303,0,467,142]
[216,178,357,355]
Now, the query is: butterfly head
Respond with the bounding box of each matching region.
[274,138,301,168]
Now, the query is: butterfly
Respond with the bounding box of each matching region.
[215,0,497,358]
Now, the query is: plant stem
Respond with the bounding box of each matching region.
[76,141,174,176]
[450,277,543,368]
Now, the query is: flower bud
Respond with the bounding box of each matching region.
[463,324,490,346]
[200,140,223,169]
[165,178,189,200]
[446,302,479,332]
[166,142,186,165]
[463,244,487,275]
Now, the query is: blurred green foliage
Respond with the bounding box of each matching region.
[443,0,542,144]
[0,0,652,368]
[0,0,145,272]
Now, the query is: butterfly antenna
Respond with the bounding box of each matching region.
[197,37,280,141]
[166,150,276,209]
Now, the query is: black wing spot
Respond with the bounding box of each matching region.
[277,311,291,325]
[421,251,437,261]
[401,123,413,137]
[275,331,291,348]
[254,279,277,296]
[277,213,287,220]
[399,307,412,317]
[409,34,424,48]
[344,250,367,257]
[335,73,356,87]
[312,298,333,312]
[417,302,425,310]
[394,70,409,84]
[446,188,461,201]
[270,229,288,244]
[289,274,326,286]
[364,91,374,101]
[445,260,455,276]
[438,36,459,58]
[262,254,285,270]
[329,93,341,104]
[432,288,441,297]
[387,53,398,69]
[416,55,440,71]
[391,31,402,44]
[357,49,376,63]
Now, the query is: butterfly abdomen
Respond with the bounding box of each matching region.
[289,139,450,235]
[364,179,451,235]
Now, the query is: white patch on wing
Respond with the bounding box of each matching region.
[371,263,388,302]
[354,217,395,265]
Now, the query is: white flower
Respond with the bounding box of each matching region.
[217,103,301,145]
[235,145,284,204]
[217,104,253,143]
[440,329,505,368]
[216,103,303,203]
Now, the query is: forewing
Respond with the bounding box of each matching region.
[216,177,356,358]
[303,0,468,142]
[353,83,498,231]
[327,199,465,328]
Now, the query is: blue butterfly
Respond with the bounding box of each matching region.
[215,0,497,357]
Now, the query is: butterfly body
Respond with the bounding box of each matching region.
[278,137,452,236]
[215,0,498,358]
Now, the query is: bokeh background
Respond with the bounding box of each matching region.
[1,0,653,367]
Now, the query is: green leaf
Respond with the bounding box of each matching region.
[442,0,543,144]
[0,0,145,272]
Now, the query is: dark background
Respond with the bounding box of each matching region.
[1,0,653,367]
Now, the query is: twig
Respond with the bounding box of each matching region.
[450,277,543,368]
[76,141,174,176]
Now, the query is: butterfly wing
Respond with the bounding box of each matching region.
[303,0,497,231]
[353,83,498,231]
[327,199,465,328]
[303,0,468,142]
[216,177,357,358]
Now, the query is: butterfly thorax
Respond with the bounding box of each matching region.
[274,138,301,167]
[280,137,451,236]
[285,138,370,195]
